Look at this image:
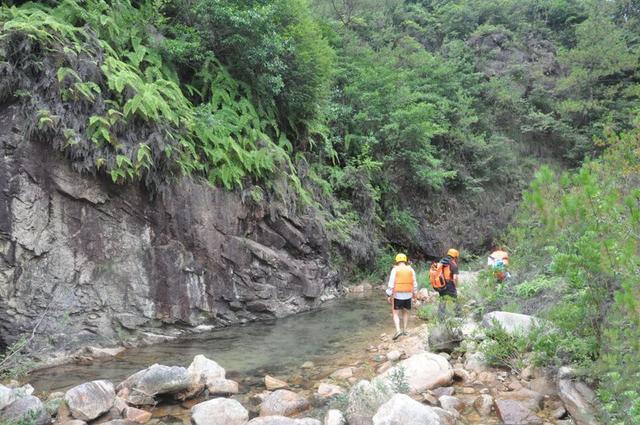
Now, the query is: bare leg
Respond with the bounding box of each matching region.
[402,309,409,332]
[392,309,401,333]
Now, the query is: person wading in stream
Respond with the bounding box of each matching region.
[433,248,461,320]
[385,253,417,340]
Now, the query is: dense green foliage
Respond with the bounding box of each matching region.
[0,0,330,189]
[480,124,640,423]
[1,0,639,255]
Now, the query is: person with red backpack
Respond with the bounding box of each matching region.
[385,253,418,340]
[429,248,461,320]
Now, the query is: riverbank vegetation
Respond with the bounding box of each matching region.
[476,125,640,423]
[2,0,639,261]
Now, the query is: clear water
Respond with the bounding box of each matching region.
[30,294,391,394]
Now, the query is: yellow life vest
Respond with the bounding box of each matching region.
[394,264,414,293]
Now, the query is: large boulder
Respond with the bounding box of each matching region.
[345,380,395,425]
[117,364,192,405]
[427,325,462,353]
[482,311,542,335]
[494,399,543,425]
[558,379,601,425]
[379,353,453,394]
[259,390,310,417]
[0,395,50,425]
[188,355,226,382]
[191,398,248,425]
[64,380,116,421]
[372,394,443,425]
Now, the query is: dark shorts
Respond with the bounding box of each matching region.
[393,298,412,310]
[437,282,458,298]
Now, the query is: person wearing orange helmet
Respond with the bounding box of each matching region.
[385,253,417,340]
[436,248,461,320]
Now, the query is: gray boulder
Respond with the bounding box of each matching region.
[0,384,16,410]
[188,355,226,382]
[191,398,248,425]
[372,394,443,425]
[259,390,310,417]
[378,353,453,394]
[345,380,395,425]
[117,364,192,405]
[482,311,542,335]
[558,379,601,425]
[428,325,462,353]
[0,395,50,425]
[64,380,116,421]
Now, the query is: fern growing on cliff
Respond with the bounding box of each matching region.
[0,0,290,190]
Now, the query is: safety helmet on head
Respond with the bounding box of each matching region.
[395,253,408,263]
[447,248,460,258]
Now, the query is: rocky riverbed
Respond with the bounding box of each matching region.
[0,277,601,425]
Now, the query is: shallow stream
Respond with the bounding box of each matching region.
[30,294,391,395]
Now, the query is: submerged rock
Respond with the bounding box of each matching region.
[316,383,344,399]
[191,398,248,425]
[265,375,289,391]
[330,367,353,380]
[473,394,493,416]
[438,395,463,413]
[259,390,310,417]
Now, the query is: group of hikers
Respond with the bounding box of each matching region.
[385,248,509,340]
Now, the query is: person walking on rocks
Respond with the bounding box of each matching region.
[434,248,461,320]
[386,253,417,340]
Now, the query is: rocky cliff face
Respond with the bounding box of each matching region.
[0,104,339,358]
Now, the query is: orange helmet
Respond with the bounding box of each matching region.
[447,248,460,258]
